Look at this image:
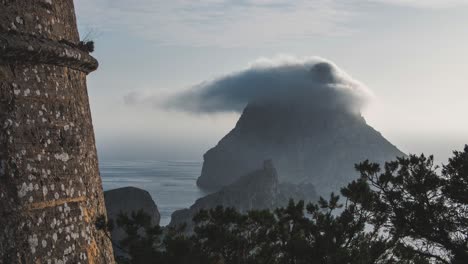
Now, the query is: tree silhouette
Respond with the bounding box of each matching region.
[114,146,468,264]
[342,146,468,263]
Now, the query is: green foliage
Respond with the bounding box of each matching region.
[115,210,164,263]
[95,214,114,232]
[78,41,95,53]
[114,146,468,264]
[343,146,468,264]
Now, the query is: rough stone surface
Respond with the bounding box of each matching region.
[104,187,160,245]
[0,1,114,263]
[197,102,405,196]
[170,160,317,233]
[0,31,99,73]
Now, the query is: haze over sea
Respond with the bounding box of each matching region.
[100,160,206,226]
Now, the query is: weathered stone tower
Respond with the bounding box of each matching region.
[0,1,115,263]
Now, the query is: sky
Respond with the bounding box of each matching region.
[74,0,468,164]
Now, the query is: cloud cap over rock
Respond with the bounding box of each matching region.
[164,56,372,115]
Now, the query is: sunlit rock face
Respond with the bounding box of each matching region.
[197,101,404,197]
[171,161,317,233]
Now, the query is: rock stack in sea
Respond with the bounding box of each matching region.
[104,187,160,255]
[197,101,404,197]
[170,160,317,232]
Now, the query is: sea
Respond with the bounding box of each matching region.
[100,160,208,226]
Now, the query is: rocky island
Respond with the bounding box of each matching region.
[104,187,160,243]
[197,63,405,196]
[170,160,317,232]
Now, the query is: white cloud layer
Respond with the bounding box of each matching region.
[75,0,468,47]
[75,0,352,47]
[127,55,372,115]
[370,0,468,8]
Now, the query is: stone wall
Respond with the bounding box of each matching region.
[0,1,114,263]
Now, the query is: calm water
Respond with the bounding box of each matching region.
[100,160,207,226]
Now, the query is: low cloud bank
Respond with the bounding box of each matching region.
[160,56,371,115]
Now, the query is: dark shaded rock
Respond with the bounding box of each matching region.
[197,103,404,196]
[104,187,160,245]
[278,182,317,204]
[170,161,317,232]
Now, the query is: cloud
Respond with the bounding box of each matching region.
[129,55,372,115]
[75,0,468,47]
[74,0,352,47]
[123,89,173,108]
[369,0,468,8]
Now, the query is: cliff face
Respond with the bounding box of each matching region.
[197,102,404,196]
[0,1,114,263]
[171,161,317,232]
